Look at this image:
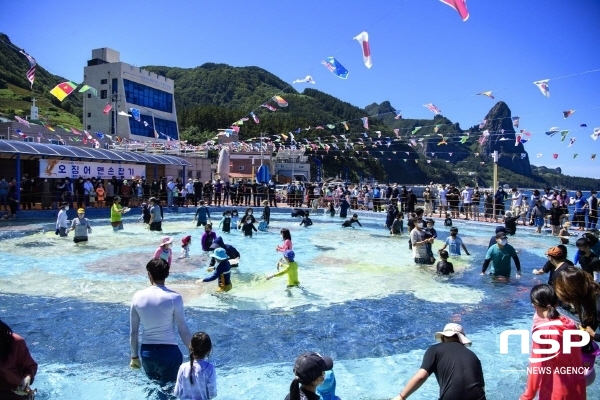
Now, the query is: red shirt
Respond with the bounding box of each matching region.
[0,334,38,400]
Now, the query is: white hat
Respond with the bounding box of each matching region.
[159,236,174,246]
[434,323,472,347]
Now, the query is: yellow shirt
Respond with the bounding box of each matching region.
[273,261,299,286]
[110,203,123,223]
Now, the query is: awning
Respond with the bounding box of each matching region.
[0,140,193,166]
[229,172,253,179]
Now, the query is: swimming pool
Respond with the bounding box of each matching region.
[1,211,597,399]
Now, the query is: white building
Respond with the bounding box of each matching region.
[83,48,179,142]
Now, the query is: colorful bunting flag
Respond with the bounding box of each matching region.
[19,49,36,88]
[563,110,575,119]
[130,108,141,122]
[394,110,403,120]
[580,123,588,127]
[545,128,559,137]
[292,75,316,84]
[521,153,527,159]
[103,103,112,114]
[515,135,522,146]
[14,115,30,126]
[273,96,288,107]
[353,31,372,68]
[591,128,600,141]
[534,79,550,97]
[537,154,542,158]
[568,138,576,147]
[321,57,349,79]
[412,127,422,135]
[478,120,487,129]
[477,91,494,99]
[361,117,369,130]
[440,0,469,21]
[95,132,104,139]
[50,81,77,101]
[78,85,98,96]
[460,136,468,144]
[424,103,441,115]
[512,116,520,128]
[71,128,82,135]
[592,154,596,160]
[553,154,558,159]
[261,103,277,111]
[118,111,131,117]
[560,130,569,142]
[573,154,578,159]
[250,112,259,124]
[342,121,349,130]
[44,124,55,132]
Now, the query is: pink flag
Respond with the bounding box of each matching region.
[353,31,372,68]
[553,154,558,159]
[250,112,259,124]
[71,128,82,135]
[15,116,30,126]
[440,0,469,21]
[424,103,441,115]
[103,103,112,114]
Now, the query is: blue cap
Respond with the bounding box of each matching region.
[284,250,295,262]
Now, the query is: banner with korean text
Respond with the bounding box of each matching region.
[39,160,145,180]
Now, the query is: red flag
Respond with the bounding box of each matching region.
[103,103,112,114]
[553,154,558,159]
[71,128,82,135]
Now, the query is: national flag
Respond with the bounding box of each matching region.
[477,91,494,99]
[272,96,288,107]
[394,110,403,120]
[353,31,372,68]
[412,127,422,135]
[563,110,575,119]
[361,117,369,130]
[592,154,596,160]
[580,123,587,127]
[424,103,441,115]
[553,154,558,159]
[478,120,486,129]
[533,79,550,97]
[95,132,104,139]
[250,112,259,124]
[342,121,349,130]
[14,115,30,126]
[393,129,400,137]
[261,103,277,111]
[292,75,316,84]
[50,82,78,101]
[15,129,26,138]
[520,130,531,137]
[44,124,55,132]
[512,116,520,128]
[573,154,578,159]
[78,85,98,96]
[568,138,576,147]
[71,128,82,135]
[103,104,113,114]
[537,153,542,158]
[591,128,600,141]
[521,153,527,159]
[321,57,349,79]
[545,128,559,137]
[440,0,469,21]
[560,130,569,142]
[20,49,36,88]
[130,108,141,122]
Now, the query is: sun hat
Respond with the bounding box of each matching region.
[293,352,334,384]
[284,250,295,262]
[546,246,565,258]
[159,236,174,246]
[434,323,472,347]
[77,208,85,213]
[262,200,269,205]
[181,235,191,246]
[211,248,229,260]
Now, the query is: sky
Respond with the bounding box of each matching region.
[3,0,600,178]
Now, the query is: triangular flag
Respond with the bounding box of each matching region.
[560,130,569,142]
[394,110,403,120]
[591,128,600,141]
[477,91,494,99]
[592,154,596,160]
[563,110,575,119]
[537,153,543,158]
[573,154,578,159]
[250,112,259,124]
[533,79,550,97]
[568,138,576,147]
[440,0,469,21]
[130,108,141,122]
[521,153,527,159]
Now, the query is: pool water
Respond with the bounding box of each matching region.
[1,211,598,399]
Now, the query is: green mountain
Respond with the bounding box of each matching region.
[0,33,82,126]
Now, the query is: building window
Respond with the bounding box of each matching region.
[238,166,244,171]
[196,171,202,179]
[87,93,91,98]
[128,115,179,140]
[101,79,108,84]
[0,135,5,140]
[24,137,34,142]
[188,170,193,178]
[87,113,91,118]
[50,139,63,145]
[87,125,91,130]
[112,78,118,94]
[123,79,173,113]
[101,90,108,99]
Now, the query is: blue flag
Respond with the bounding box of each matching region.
[95,132,104,139]
[321,57,349,79]
[130,108,141,122]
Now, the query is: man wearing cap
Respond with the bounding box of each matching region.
[70,208,92,243]
[396,323,485,400]
[481,232,521,278]
[197,248,232,292]
[110,196,126,231]
[286,352,334,400]
[129,258,192,384]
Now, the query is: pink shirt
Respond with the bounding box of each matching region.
[154,247,172,265]
[276,239,293,252]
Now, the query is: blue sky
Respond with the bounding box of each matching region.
[3,0,600,178]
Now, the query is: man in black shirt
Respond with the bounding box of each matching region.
[576,237,600,278]
[396,323,485,400]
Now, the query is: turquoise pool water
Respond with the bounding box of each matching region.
[1,211,597,399]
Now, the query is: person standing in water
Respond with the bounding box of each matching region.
[153,236,174,266]
[197,248,232,292]
[193,200,211,227]
[267,250,299,288]
[55,202,70,237]
[110,196,126,231]
[70,208,92,243]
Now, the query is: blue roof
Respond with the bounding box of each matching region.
[0,140,192,166]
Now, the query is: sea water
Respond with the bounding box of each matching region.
[1,212,598,399]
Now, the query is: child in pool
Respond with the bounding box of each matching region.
[558,221,571,245]
[424,218,437,263]
[328,202,335,217]
[180,235,191,259]
[276,229,293,252]
[300,211,313,227]
[440,227,470,256]
[193,200,211,227]
[219,210,232,233]
[153,236,173,266]
[342,214,362,228]
[201,224,217,251]
[436,250,454,275]
[241,219,257,237]
[231,209,239,227]
[174,332,216,400]
[444,213,452,227]
[266,250,299,287]
[390,213,404,235]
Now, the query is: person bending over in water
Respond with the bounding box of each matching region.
[267,250,299,288]
[342,214,362,228]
